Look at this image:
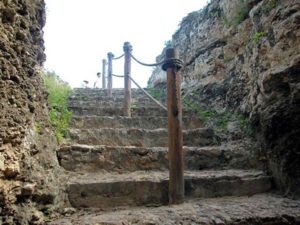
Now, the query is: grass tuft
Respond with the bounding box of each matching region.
[43,71,73,143]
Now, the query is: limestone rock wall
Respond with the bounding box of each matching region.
[150,0,300,196]
[0,0,65,224]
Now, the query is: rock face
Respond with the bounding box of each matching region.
[149,0,300,197]
[0,0,65,224]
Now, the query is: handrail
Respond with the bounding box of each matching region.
[113,54,124,60]
[112,74,167,111]
[128,75,167,111]
[102,42,185,204]
[130,53,165,67]
[111,74,124,78]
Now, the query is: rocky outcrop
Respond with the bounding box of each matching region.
[0,0,65,224]
[149,0,300,196]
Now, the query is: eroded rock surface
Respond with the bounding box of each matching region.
[150,0,300,196]
[0,0,65,224]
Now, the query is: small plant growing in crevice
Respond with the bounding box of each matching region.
[222,0,249,28]
[34,122,41,135]
[262,0,279,14]
[253,31,266,43]
[234,0,248,26]
[183,97,252,138]
[43,70,73,143]
[221,11,232,28]
[209,10,221,20]
[130,100,137,112]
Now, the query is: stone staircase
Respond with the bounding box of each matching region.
[50,88,300,224]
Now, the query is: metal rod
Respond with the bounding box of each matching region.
[102,59,107,89]
[123,42,132,117]
[107,52,114,97]
[162,48,184,205]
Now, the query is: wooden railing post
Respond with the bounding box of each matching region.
[107,52,114,97]
[123,42,132,117]
[162,48,184,205]
[102,59,107,89]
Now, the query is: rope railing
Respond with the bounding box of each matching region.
[128,75,167,111]
[111,74,124,78]
[101,42,184,204]
[113,54,124,60]
[104,42,184,113]
[112,74,167,111]
[130,53,165,67]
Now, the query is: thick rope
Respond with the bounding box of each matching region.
[113,54,125,60]
[112,74,124,78]
[128,75,167,111]
[130,53,165,67]
[111,74,167,111]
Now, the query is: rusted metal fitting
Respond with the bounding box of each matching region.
[162,48,183,71]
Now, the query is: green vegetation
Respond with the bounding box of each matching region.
[147,87,166,102]
[164,40,173,48]
[253,31,267,43]
[221,11,231,28]
[234,0,248,26]
[184,98,252,137]
[130,100,137,111]
[43,71,73,143]
[209,10,221,19]
[221,0,249,28]
[262,0,279,14]
[180,11,200,27]
[34,122,41,135]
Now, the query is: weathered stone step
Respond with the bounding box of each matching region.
[69,106,167,117]
[69,128,216,147]
[47,193,300,225]
[70,115,203,129]
[69,90,158,102]
[68,95,154,104]
[68,99,160,108]
[67,170,271,209]
[72,88,149,97]
[58,144,256,172]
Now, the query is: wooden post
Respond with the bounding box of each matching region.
[102,59,107,89]
[162,48,184,205]
[107,52,114,97]
[123,42,132,117]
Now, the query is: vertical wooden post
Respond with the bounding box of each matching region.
[162,48,184,205]
[107,52,114,97]
[123,42,132,117]
[102,59,107,89]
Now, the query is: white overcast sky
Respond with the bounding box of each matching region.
[44,0,208,88]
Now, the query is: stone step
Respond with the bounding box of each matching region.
[69,106,167,117]
[66,170,272,209]
[70,115,203,129]
[68,99,160,108]
[68,95,154,104]
[47,193,300,225]
[72,88,149,96]
[70,89,158,101]
[69,128,216,147]
[58,144,256,172]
